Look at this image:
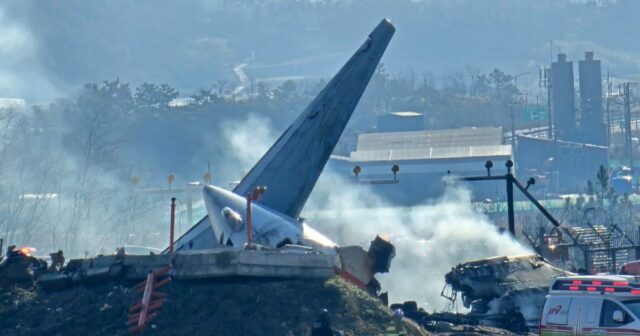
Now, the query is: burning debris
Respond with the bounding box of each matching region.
[0,245,47,285]
[0,236,394,294]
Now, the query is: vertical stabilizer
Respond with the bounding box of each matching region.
[234,18,395,217]
[172,19,395,251]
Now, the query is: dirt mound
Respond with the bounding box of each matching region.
[1,282,131,335]
[0,277,423,336]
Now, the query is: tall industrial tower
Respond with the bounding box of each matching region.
[578,51,606,146]
[551,54,577,142]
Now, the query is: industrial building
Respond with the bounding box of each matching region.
[330,52,611,202]
[329,127,512,204]
[516,135,608,193]
[516,52,609,194]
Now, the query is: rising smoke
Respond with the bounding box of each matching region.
[220,114,276,176]
[0,4,58,102]
[223,114,531,311]
[308,173,531,311]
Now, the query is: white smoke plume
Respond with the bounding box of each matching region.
[0,5,57,102]
[222,114,531,311]
[306,173,531,311]
[220,114,276,178]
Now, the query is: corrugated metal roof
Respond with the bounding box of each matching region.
[357,127,503,151]
[349,145,511,162]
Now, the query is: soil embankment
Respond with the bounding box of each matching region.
[0,277,423,335]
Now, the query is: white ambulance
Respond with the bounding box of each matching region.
[540,275,640,335]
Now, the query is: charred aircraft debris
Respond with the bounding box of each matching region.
[0,246,48,285]
[442,254,574,331]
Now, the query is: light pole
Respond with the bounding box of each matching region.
[460,160,561,236]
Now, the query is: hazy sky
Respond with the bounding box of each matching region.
[2,0,639,102]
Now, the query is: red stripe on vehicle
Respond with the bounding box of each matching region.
[582,327,640,334]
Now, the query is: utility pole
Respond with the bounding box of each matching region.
[169,198,176,255]
[510,103,516,158]
[540,67,553,139]
[606,70,612,161]
[512,71,531,170]
[623,83,633,170]
[506,161,515,235]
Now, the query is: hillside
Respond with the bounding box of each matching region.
[1,277,427,336]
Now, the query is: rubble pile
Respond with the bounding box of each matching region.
[0,248,539,335]
[387,302,533,335]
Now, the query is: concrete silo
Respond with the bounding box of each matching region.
[578,51,606,146]
[551,54,577,142]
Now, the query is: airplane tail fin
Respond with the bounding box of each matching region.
[171,19,395,252]
[234,18,395,218]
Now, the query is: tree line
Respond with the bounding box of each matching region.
[0,64,540,256]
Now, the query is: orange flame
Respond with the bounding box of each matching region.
[18,246,36,256]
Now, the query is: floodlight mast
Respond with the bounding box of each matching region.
[459,160,560,236]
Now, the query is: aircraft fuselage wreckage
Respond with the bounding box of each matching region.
[169,19,396,287]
